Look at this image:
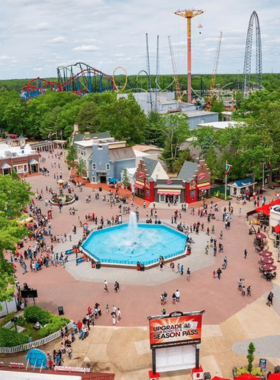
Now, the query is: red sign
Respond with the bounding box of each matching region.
[166,180,173,184]
[149,314,202,348]
[197,173,206,181]
[138,171,145,178]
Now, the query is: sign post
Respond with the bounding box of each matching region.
[148,310,205,375]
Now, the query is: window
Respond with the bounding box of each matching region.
[200,118,205,124]
[160,194,165,203]
[92,176,96,183]
[92,163,96,169]
[98,145,103,150]
[106,163,110,170]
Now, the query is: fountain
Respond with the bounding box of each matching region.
[81,212,188,268]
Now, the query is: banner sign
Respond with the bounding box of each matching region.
[149,313,202,348]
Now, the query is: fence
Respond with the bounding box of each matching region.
[210,185,230,197]
[0,321,73,354]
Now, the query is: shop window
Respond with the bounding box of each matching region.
[160,194,165,202]
[200,118,205,124]
[92,176,96,182]
[92,163,96,169]
[106,163,110,170]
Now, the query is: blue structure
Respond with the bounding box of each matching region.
[26,348,48,369]
[89,142,135,183]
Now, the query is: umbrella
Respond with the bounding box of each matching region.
[262,264,277,271]
[256,232,266,239]
[57,179,65,184]
[259,250,272,257]
[211,377,230,380]
[261,257,274,264]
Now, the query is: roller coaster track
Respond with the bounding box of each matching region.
[22,62,116,100]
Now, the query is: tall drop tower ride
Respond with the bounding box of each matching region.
[174,9,204,103]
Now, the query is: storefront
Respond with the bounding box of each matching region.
[155,180,185,204]
[134,159,156,202]
[178,160,211,203]
[228,178,256,198]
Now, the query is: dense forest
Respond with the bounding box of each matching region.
[1,73,280,93]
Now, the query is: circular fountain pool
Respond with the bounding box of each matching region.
[81,212,187,268]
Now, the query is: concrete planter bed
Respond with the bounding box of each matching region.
[50,195,75,206]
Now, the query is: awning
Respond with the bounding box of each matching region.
[157,189,181,195]
[134,180,144,189]
[1,163,11,169]
[29,159,39,165]
[197,182,211,190]
[274,224,280,234]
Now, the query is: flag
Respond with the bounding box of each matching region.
[224,164,232,177]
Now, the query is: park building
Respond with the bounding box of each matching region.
[127,92,219,130]
[0,143,40,176]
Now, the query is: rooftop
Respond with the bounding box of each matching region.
[177,161,198,182]
[0,144,37,159]
[197,121,245,129]
[108,146,135,161]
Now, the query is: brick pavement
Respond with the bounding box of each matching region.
[11,149,280,379]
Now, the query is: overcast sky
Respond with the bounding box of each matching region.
[0,0,279,80]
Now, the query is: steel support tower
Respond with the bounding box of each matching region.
[175,9,204,103]
[243,11,262,96]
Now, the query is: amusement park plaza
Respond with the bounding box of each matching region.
[2,148,280,380]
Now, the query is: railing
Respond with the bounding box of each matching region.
[0,321,73,354]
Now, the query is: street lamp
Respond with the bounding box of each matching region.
[237,70,240,90]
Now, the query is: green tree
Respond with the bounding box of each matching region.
[160,114,190,172]
[76,102,100,134]
[77,159,87,178]
[0,175,32,309]
[121,168,130,189]
[173,149,194,173]
[211,99,225,120]
[66,146,77,169]
[145,110,165,147]
[247,342,255,373]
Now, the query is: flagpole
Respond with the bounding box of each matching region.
[225,161,227,200]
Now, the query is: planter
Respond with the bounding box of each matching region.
[232,366,265,380]
[50,195,75,206]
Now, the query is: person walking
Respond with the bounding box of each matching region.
[180,265,184,275]
[186,268,191,282]
[117,308,121,322]
[267,291,274,306]
[217,268,222,280]
[175,289,180,302]
[244,249,247,259]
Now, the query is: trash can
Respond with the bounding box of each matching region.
[58,306,64,315]
[140,263,145,272]
[96,262,101,269]
[99,187,102,192]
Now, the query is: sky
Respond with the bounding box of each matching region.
[0,0,279,80]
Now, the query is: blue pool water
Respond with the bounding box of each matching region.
[82,223,187,266]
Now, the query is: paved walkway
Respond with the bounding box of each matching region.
[10,149,280,379]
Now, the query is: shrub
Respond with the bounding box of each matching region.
[247,342,256,373]
[0,328,29,347]
[16,315,25,326]
[251,368,263,376]
[0,312,16,328]
[38,316,70,339]
[24,306,51,325]
[236,368,249,376]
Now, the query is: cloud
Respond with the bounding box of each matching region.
[114,53,125,57]
[34,68,43,71]
[47,36,68,44]
[0,55,12,60]
[73,45,100,52]
[28,22,50,31]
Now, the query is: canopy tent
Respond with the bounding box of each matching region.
[255,199,280,216]
[108,178,119,183]
[235,374,259,380]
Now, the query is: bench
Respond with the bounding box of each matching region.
[54,366,90,373]
[9,362,24,369]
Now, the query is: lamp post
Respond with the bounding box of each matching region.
[237,70,240,90]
